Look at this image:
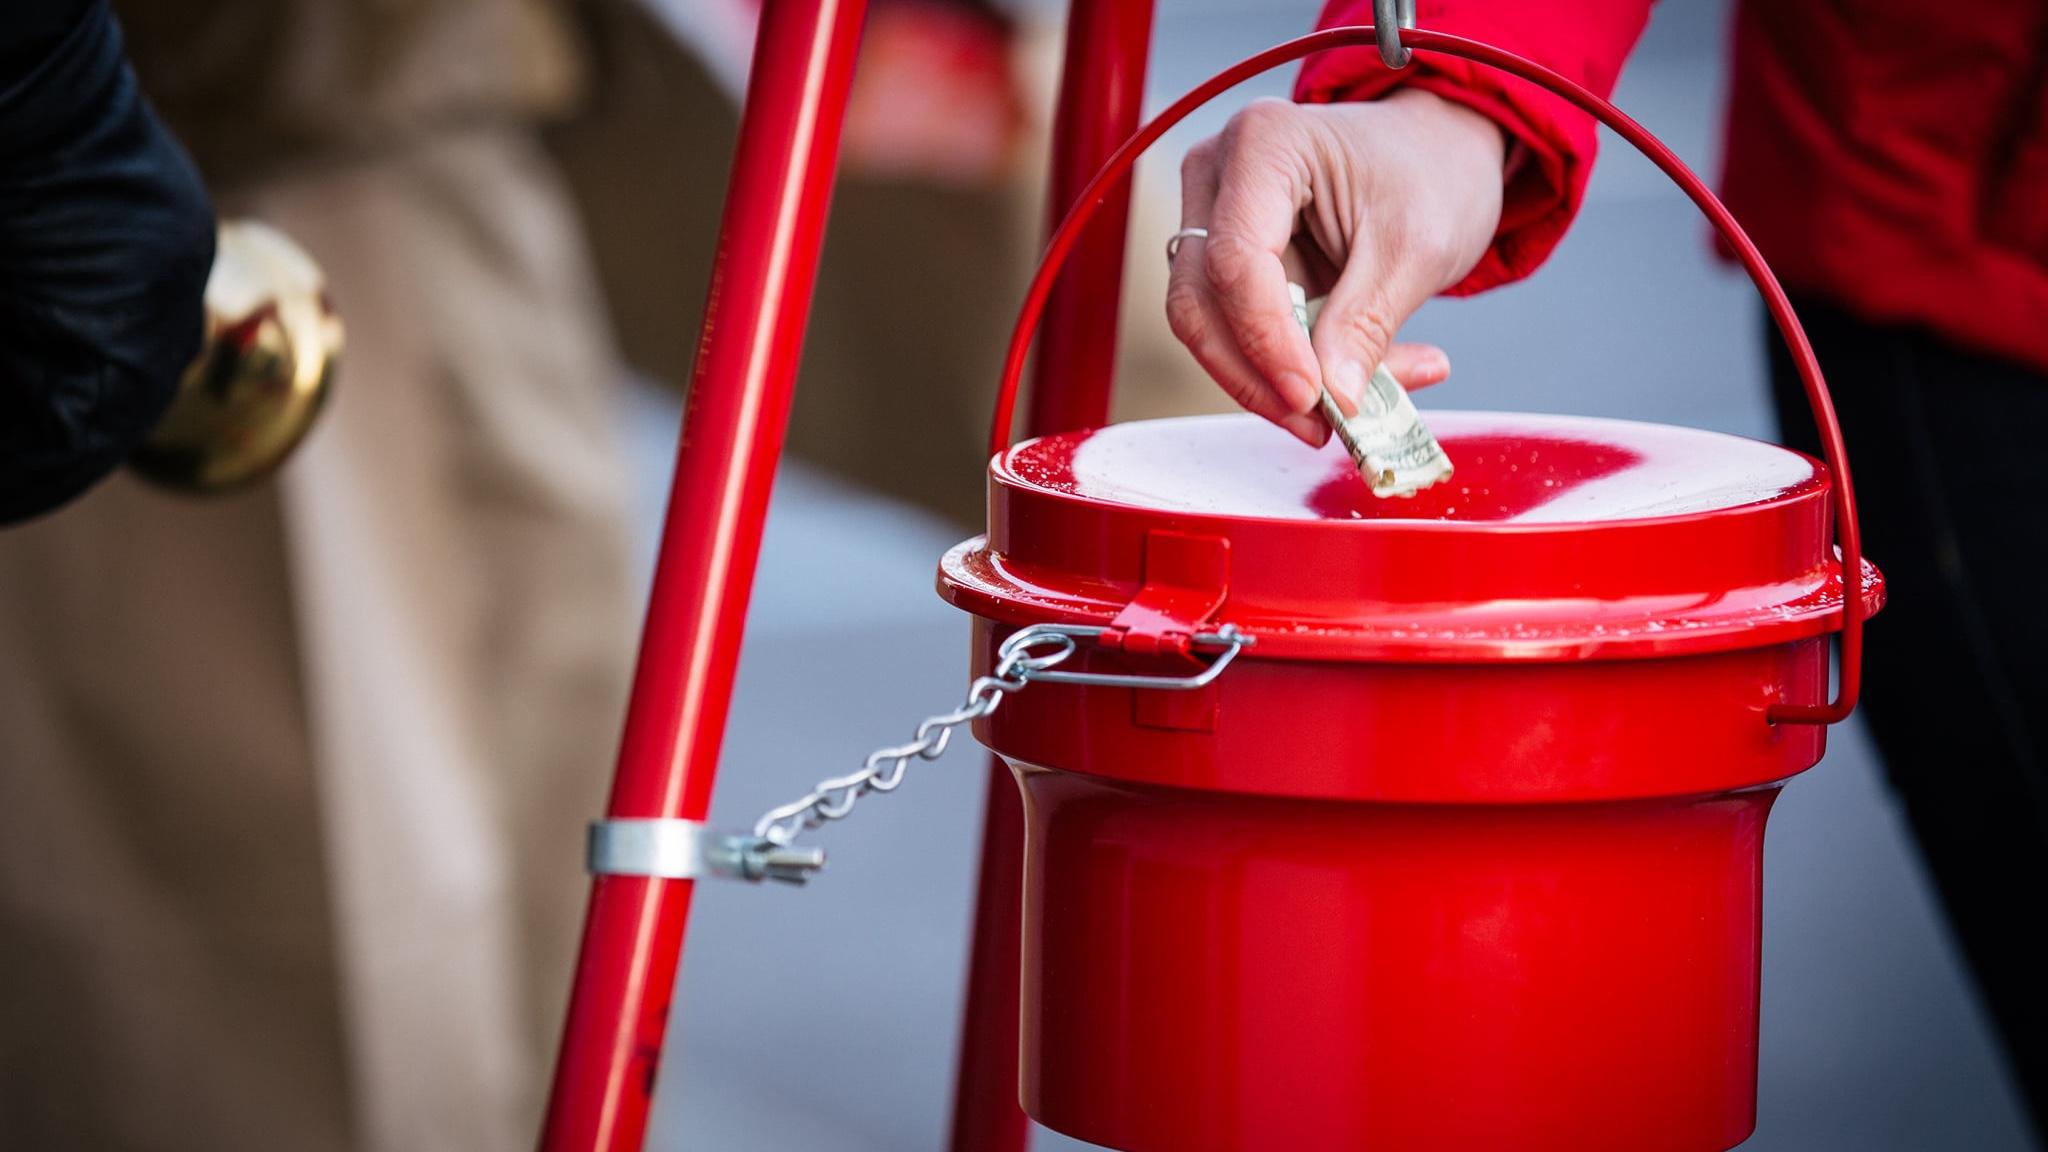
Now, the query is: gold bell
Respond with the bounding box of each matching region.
[129,220,342,492]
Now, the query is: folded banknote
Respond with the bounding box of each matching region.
[1290,283,1454,498]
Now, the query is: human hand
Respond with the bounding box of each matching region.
[1166,89,1507,444]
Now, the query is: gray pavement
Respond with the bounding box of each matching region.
[634,1,2038,1147]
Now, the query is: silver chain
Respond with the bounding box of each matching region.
[745,622,1252,856]
[748,626,1080,847]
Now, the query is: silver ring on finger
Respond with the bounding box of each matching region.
[1166,226,1209,264]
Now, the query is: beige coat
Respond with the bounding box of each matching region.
[0,32,635,1149]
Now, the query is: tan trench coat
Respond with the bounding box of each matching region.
[0,121,637,1148]
[0,2,1220,1148]
[1,3,633,1147]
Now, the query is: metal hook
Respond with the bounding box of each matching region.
[998,622,1254,691]
[1373,0,1416,69]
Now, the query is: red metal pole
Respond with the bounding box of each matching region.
[1026,0,1157,434]
[947,769,1032,1152]
[537,0,866,1147]
[947,3,1153,1150]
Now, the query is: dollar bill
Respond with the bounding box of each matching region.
[1290,283,1454,498]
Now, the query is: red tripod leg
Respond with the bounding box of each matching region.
[536,0,867,1148]
[1029,0,1158,437]
[946,3,1155,1149]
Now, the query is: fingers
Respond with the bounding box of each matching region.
[1311,246,1438,415]
[1177,136,1220,241]
[1168,136,1326,445]
[1203,101,1322,415]
[1315,341,1452,420]
[1380,342,1451,391]
[1168,102,1451,445]
[1167,257,1329,444]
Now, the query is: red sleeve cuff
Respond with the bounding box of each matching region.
[1295,0,1651,296]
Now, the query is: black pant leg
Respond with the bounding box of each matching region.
[1769,299,2048,1144]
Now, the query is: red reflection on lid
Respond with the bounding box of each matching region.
[1305,436,1643,522]
[1003,413,1823,526]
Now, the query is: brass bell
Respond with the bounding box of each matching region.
[129,220,342,492]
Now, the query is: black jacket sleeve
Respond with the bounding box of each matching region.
[0,0,215,525]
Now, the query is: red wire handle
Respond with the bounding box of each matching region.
[987,24,1864,725]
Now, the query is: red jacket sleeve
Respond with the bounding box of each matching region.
[1298,0,1653,295]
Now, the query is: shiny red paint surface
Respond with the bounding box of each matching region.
[537,0,866,1147]
[972,623,1830,803]
[939,406,1881,1149]
[947,412,1880,667]
[1018,770,1777,1152]
[951,4,1155,1151]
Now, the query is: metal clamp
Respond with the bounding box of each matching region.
[1373,0,1416,68]
[998,622,1252,690]
[587,818,827,886]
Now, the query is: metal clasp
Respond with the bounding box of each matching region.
[997,622,1253,690]
[587,818,827,886]
[1374,0,1416,68]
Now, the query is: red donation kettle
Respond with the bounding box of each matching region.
[938,25,1882,1152]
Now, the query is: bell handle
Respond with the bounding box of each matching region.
[987,24,1865,727]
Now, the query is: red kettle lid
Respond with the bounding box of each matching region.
[938,412,1882,662]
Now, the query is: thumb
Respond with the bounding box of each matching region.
[1310,266,1434,417]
